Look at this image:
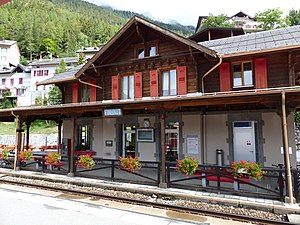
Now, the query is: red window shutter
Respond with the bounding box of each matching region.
[34,70,36,76]
[150,69,158,97]
[254,58,268,89]
[111,75,119,100]
[219,62,231,92]
[134,72,143,98]
[72,83,78,103]
[90,80,96,102]
[177,66,187,95]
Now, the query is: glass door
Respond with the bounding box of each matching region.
[165,122,179,162]
[122,124,136,158]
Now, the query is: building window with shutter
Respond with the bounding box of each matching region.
[232,61,253,88]
[121,75,134,99]
[162,69,177,96]
[81,84,90,102]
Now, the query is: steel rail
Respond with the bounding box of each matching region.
[0,178,296,225]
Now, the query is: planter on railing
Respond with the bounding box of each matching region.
[176,156,199,176]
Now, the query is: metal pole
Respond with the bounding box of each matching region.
[160,111,167,187]
[281,91,294,203]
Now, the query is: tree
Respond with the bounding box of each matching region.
[255,8,290,30]
[202,14,234,29]
[78,52,85,65]
[55,59,67,74]
[48,85,62,105]
[287,9,300,26]
[0,90,14,109]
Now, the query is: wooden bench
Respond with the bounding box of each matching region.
[197,170,251,190]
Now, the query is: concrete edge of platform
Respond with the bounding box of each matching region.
[1,169,299,214]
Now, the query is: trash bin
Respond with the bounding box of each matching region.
[216,149,224,166]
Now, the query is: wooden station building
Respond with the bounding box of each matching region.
[1,17,300,190]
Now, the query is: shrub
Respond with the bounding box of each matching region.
[176,156,199,176]
[77,154,95,170]
[18,150,33,162]
[0,149,9,160]
[231,160,264,180]
[45,152,61,165]
[119,156,141,173]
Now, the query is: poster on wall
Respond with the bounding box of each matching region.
[186,135,199,154]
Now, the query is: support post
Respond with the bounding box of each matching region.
[68,116,76,176]
[57,120,62,154]
[25,121,31,150]
[15,116,23,170]
[160,111,167,188]
[281,92,294,204]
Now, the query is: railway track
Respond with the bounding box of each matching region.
[0,177,297,225]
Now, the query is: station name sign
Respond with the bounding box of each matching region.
[103,108,123,117]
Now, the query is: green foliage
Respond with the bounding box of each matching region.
[48,85,62,105]
[0,149,9,160]
[231,160,264,180]
[78,52,85,65]
[1,0,193,60]
[20,55,29,65]
[77,154,95,169]
[55,59,67,74]
[287,9,300,26]
[295,111,300,126]
[0,91,14,109]
[119,156,142,172]
[176,156,199,176]
[35,96,48,106]
[255,8,290,30]
[202,14,234,30]
[45,152,61,165]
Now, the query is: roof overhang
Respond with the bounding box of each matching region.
[74,16,217,79]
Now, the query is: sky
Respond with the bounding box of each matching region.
[85,0,300,26]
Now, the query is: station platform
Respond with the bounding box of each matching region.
[0,168,300,216]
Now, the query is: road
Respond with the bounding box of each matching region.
[0,184,206,225]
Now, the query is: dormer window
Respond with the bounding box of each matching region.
[135,41,158,59]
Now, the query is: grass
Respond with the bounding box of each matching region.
[0,121,57,135]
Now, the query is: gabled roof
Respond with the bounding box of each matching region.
[36,65,82,86]
[0,39,16,46]
[75,16,217,78]
[29,57,78,67]
[200,25,300,57]
[231,11,252,19]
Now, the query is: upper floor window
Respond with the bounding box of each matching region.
[2,78,5,85]
[162,69,177,96]
[19,78,23,84]
[10,78,14,86]
[135,41,158,59]
[81,84,90,102]
[232,61,253,88]
[121,75,134,99]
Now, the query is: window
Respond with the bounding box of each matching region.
[2,78,5,85]
[19,78,23,84]
[10,78,14,86]
[162,69,177,96]
[232,61,253,87]
[78,125,91,149]
[16,88,25,96]
[81,84,90,102]
[121,75,134,99]
[44,70,49,76]
[135,41,158,59]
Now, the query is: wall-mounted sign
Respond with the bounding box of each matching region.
[186,135,199,154]
[103,108,123,117]
[105,140,113,147]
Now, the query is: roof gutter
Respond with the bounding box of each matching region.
[201,53,222,94]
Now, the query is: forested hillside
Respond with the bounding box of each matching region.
[0,0,194,60]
